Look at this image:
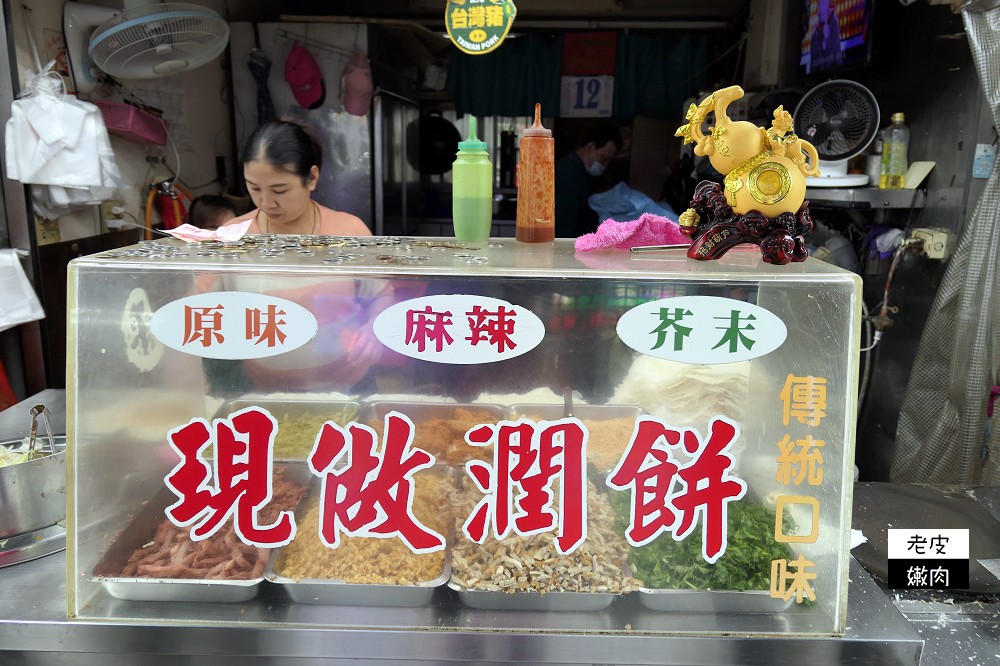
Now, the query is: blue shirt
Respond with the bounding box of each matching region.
[555,152,598,238]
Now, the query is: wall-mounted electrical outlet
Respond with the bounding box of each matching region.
[146,145,165,163]
[34,214,60,245]
[910,227,955,260]
[100,199,125,230]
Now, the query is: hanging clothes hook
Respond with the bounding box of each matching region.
[276,28,353,59]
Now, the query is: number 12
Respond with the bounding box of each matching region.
[574,78,601,109]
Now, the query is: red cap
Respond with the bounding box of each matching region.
[285,44,325,109]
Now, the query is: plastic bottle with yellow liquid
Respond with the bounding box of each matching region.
[516,103,555,243]
[879,112,909,189]
[452,117,493,243]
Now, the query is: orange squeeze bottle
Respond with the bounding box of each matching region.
[515,103,555,243]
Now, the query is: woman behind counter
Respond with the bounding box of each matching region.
[223,120,372,236]
[211,120,382,395]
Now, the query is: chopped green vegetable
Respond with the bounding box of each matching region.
[0,446,49,468]
[270,404,360,459]
[605,480,794,591]
[205,404,361,460]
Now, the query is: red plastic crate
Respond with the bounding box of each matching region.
[92,100,168,145]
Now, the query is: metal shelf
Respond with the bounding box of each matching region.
[806,187,927,209]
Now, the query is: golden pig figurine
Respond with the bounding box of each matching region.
[676,85,820,219]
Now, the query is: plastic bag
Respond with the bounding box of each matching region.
[0,249,44,333]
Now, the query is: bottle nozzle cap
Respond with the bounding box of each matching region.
[892,112,905,123]
[458,116,488,151]
[522,102,551,137]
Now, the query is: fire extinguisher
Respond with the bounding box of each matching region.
[144,179,193,239]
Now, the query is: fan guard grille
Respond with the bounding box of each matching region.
[793,80,880,162]
[89,3,229,79]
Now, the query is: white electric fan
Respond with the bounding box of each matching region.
[63,0,229,94]
[793,80,880,187]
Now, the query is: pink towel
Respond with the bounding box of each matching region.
[575,214,691,252]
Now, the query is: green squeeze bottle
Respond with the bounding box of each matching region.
[452,116,493,243]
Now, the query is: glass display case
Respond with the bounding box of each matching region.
[67,236,860,636]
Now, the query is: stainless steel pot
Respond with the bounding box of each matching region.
[0,436,66,538]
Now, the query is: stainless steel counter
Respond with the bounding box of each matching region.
[895,592,1000,666]
[0,550,922,665]
[852,482,1000,666]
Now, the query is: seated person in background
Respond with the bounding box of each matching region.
[554,124,623,238]
[222,120,371,236]
[188,195,236,230]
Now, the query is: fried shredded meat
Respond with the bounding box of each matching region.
[115,470,307,580]
[367,408,495,465]
[274,471,448,585]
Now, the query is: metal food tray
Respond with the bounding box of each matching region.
[101,576,261,603]
[264,464,453,606]
[366,401,506,465]
[90,463,314,603]
[632,497,797,614]
[266,558,451,607]
[447,580,619,611]
[367,400,506,422]
[215,398,363,461]
[509,403,642,473]
[508,403,642,422]
[445,461,628,612]
[636,587,795,613]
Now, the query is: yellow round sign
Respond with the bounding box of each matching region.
[446,0,517,55]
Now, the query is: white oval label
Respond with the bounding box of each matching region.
[150,291,318,360]
[373,294,544,364]
[616,296,786,364]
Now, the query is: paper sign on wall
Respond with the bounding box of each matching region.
[560,75,614,118]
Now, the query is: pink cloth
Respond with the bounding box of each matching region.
[574,213,691,252]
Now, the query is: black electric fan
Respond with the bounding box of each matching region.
[793,80,880,187]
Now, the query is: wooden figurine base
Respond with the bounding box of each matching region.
[679,181,814,265]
